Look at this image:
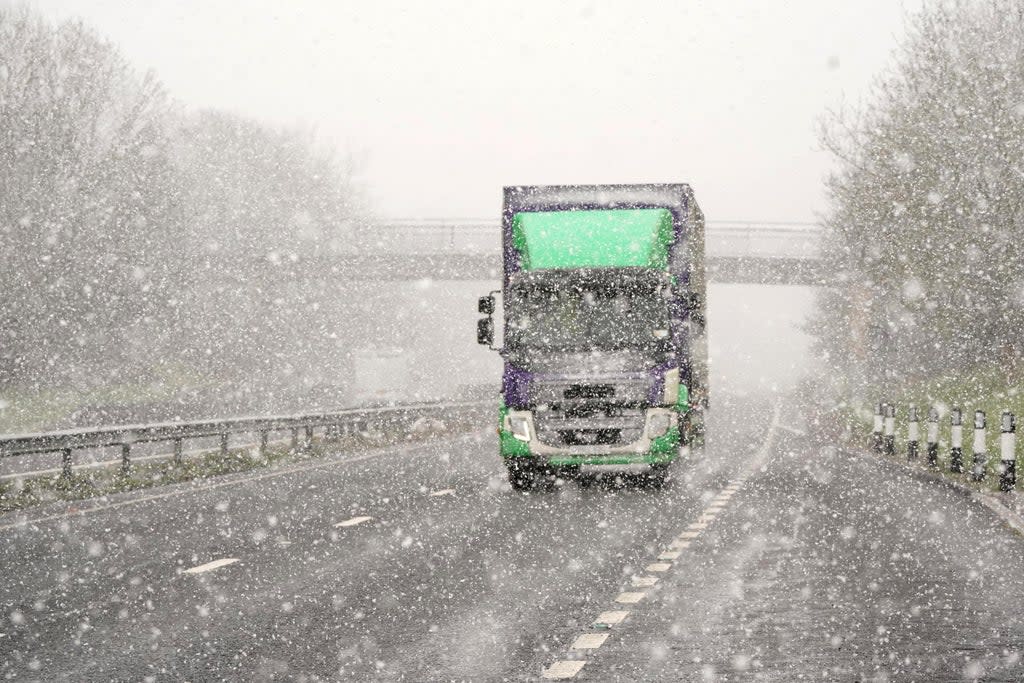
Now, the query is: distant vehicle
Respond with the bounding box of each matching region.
[476,184,708,489]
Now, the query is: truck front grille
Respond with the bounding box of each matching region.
[534,407,645,447]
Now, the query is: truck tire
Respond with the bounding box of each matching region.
[646,462,671,488]
[507,459,540,491]
[682,410,707,450]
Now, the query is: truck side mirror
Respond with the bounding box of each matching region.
[478,295,495,315]
[477,317,494,346]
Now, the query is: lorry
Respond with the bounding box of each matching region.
[476,184,708,489]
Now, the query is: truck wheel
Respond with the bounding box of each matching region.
[646,463,671,488]
[683,411,707,450]
[507,459,539,491]
[555,465,580,484]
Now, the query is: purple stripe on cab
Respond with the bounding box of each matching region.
[502,363,532,409]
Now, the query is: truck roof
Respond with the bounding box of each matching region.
[503,183,696,216]
[502,184,699,273]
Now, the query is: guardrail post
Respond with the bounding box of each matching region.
[883,404,896,456]
[258,431,268,458]
[926,406,939,468]
[120,443,131,476]
[61,448,73,480]
[907,404,919,460]
[290,428,299,451]
[173,438,183,465]
[303,426,314,451]
[950,408,964,473]
[220,432,229,457]
[971,410,987,482]
[999,411,1016,492]
[872,402,884,452]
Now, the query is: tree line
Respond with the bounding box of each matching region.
[0,8,365,418]
[811,0,1024,394]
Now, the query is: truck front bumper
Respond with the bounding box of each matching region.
[499,408,682,467]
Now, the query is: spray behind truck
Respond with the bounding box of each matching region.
[477,184,708,489]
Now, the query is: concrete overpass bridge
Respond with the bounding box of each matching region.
[342,219,824,285]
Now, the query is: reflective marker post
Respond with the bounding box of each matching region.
[872,402,884,453]
[926,406,940,468]
[907,404,919,461]
[883,404,896,456]
[950,408,964,474]
[971,410,987,482]
[999,411,1016,493]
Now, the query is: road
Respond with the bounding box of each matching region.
[2,391,1024,681]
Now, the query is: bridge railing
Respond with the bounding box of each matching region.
[357,219,821,259]
[0,400,489,480]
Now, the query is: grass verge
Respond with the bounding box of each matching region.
[838,366,1023,494]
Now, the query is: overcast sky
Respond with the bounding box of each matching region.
[24,1,920,222]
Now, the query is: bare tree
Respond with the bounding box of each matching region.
[813,0,1024,394]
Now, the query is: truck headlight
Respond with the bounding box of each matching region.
[662,368,679,405]
[508,415,531,442]
[648,412,672,438]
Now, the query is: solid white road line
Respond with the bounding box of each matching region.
[428,488,455,497]
[183,558,238,574]
[542,661,586,679]
[334,516,372,528]
[571,633,609,650]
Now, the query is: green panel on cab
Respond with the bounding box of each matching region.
[512,209,674,270]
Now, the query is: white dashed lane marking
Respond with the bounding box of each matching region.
[183,558,239,575]
[429,489,455,497]
[594,610,630,626]
[334,516,372,528]
[537,402,784,679]
[542,661,587,680]
[571,633,610,650]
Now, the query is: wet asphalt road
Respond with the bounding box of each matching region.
[2,391,1024,681]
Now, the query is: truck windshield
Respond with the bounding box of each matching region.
[505,271,671,351]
